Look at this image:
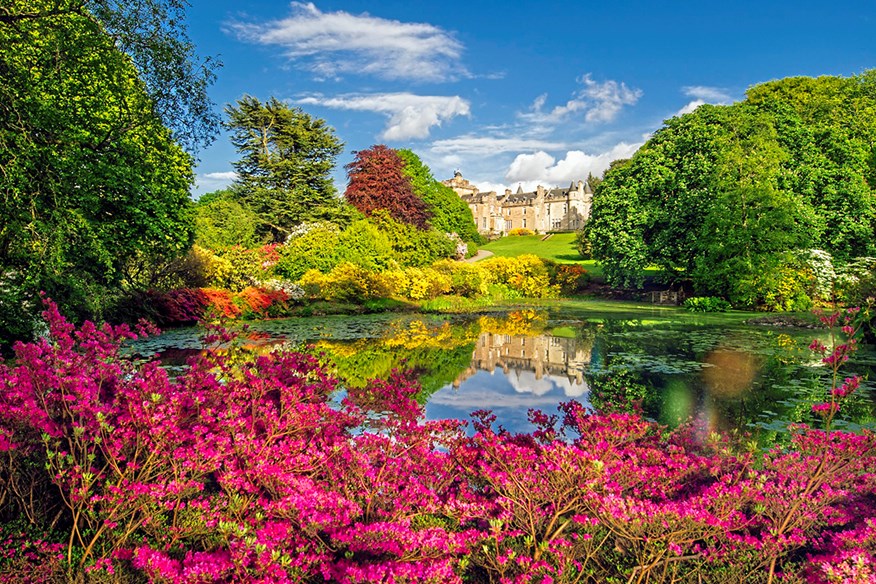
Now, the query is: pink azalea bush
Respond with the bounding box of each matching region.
[0,301,874,583]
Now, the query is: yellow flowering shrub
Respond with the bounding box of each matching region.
[404,268,452,300]
[432,259,489,297]
[480,254,559,298]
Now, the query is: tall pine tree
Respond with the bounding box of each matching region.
[226,96,344,241]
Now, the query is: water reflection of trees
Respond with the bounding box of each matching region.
[150,312,876,436]
[314,311,596,401]
[588,321,876,437]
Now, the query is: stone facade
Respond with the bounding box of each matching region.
[451,331,592,397]
[442,171,593,237]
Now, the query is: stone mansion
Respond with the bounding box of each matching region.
[442,171,593,237]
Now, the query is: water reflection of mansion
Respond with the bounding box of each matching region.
[454,333,592,395]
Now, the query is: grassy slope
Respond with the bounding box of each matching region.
[478,233,671,282]
[479,233,604,277]
[480,233,579,261]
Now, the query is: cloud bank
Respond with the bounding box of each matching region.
[297,93,470,140]
[520,74,643,126]
[504,142,643,185]
[228,2,466,82]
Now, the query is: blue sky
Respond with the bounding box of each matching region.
[186,1,876,196]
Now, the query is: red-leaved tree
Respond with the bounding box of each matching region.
[344,145,431,229]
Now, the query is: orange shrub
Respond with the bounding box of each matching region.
[200,288,241,318]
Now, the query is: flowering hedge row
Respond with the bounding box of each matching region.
[297,254,561,304]
[147,253,568,324]
[145,285,297,325]
[0,303,873,583]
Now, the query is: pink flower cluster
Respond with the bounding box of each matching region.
[0,301,874,583]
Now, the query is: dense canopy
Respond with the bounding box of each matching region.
[226,96,344,241]
[0,0,211,342]
[585,72,876,308]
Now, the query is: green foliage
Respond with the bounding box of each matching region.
[85,0,219,153]
[682,297,732,312]
[588,73,876,307]
[274,212,455,288]
[225,96,344,240]
[369,211,456,267]
[194,195,261,249]
[275,224,342,281]
[299,264,394,303]
[731,254,815,312]
[396,149,483,244]
[588,370,649,414]
[207,246,271,293]
[336,219,396,272]
[574,228,592,259]
[0,0,204,342]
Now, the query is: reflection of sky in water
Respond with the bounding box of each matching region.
[426,367,591,434]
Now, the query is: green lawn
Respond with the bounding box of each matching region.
[477,233,673,282]
[480,233,581,262]
[479,233,605,277]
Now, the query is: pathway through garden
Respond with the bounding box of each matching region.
[465,249,494,263]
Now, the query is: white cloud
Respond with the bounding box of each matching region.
[194,171,238,193]
[504,142,643,185]
[683,85,732,102]
[430,135,567,156]
[580,74,643,122]
[296,93,470,140]
[676,99,706,116]
[519,74,642,126]
[505,369,589,398]
[505,151,557,182]
[674,85,733,117]
[228,2,466,82]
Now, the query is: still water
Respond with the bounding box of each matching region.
[131,304,876,439]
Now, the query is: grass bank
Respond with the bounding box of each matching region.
[479,234,665,281]
[480,233,583,263]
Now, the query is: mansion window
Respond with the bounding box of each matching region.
[522,218,527,228]
[552,219,561,230]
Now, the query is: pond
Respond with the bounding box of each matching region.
[130,301,876,441]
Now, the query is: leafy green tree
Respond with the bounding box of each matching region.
[396,149,483,243]
[275,225,343,281]
[0,0,209,343]
[87,0,220,152]
[368,211,456,267]
[336,220,396,272]
[193,191,262,250]
[226,96,344,240]
[588,72,876,307]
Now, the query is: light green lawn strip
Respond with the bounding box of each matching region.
[478,234,666,280]
[480,233,581,262]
